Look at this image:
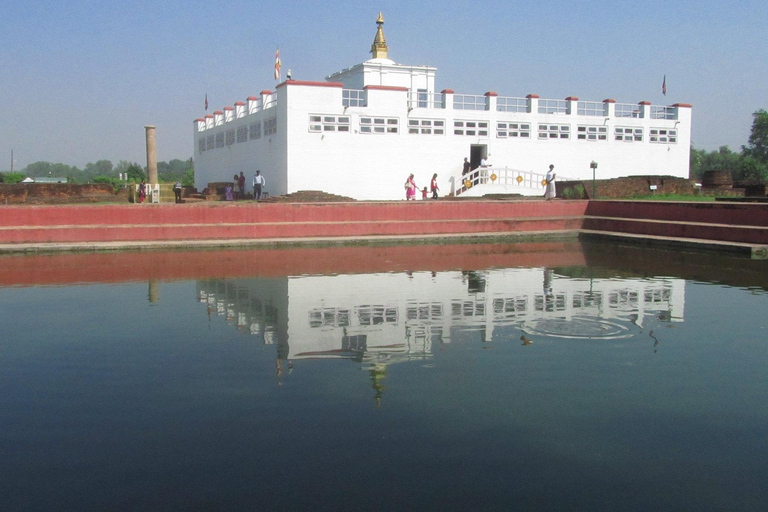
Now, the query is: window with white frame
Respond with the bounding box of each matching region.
[649,128,677,143]
[360,117,399,134]
[342,89,367,107]
[237,126,248,143]
[264,118,277,135]
[225,129,235,146]
[198,138,206,153]
[538,124,570,139]
[496,122,531,138]
[215,132,225,148]
[577,125,608,141]
[538,99,567,114]
[249,122,261,140]
[577,101,606,116]
[453,94,486,110]
[308,115,350,133]
[206,135,214,150]
[614,127,643,142]
[408,119,445,135]
[615,103,641,118]
[496,97,528,113]
[453,120,489,136]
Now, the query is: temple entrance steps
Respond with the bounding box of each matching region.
[452,167,565,198]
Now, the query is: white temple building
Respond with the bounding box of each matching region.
[193,13,692,200]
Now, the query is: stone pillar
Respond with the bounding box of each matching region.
[565,96,579,115]
[485,91,497,111]
[603,98,616,117]
[526,94,539,114]
[145,125,158,185]
[148,280,159,303]
[441,89,454,110]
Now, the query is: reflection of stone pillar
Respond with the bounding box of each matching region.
[148,280,159,303]
[145,125,158,185]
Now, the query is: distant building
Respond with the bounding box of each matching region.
[22,177,68,184]
[193,13,691,200]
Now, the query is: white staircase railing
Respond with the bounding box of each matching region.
[453,167,565,197]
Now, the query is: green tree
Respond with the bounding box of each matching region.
[157,158,193,182]
[0,172,26,183]
[699,146,742,176]
[114,160,136,176]
[738,155,768,181]
[742,109,768,166]
[689,146,705,179]
[84,160,114,179]
[182,167,194,187]
[126,164,146,182]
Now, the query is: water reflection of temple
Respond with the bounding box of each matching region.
[197,268,685,363]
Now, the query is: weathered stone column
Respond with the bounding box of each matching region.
[145,125,158,185]
[148,280,159,303]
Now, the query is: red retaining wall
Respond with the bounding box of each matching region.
[3,200,767,250]
[585,200,768,226]
[0,201,588,245]
[583,201,768,245]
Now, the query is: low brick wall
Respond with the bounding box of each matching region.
[0,200,589,246]
[559,176,696,199]
[0,183,118,204]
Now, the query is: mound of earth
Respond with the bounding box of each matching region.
[261,190,356,202]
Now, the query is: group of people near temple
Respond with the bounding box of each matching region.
[408,158,557,200]
[227,171,266,201]
[404,173,440,200]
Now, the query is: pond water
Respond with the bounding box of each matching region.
[1,241,767,511]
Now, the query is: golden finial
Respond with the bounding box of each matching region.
[371,12,388,59]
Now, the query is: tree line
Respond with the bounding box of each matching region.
[0,158,194,186]
[690,109,768,181]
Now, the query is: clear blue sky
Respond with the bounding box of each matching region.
[1,0,766,171]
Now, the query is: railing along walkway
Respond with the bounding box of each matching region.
[455,167,565,197]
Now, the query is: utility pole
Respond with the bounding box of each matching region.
[10,149,13,173]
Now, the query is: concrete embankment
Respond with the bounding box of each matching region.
[0,200,587,250]
[0,200,766,258]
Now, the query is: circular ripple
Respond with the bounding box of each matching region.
[521,315,633,339]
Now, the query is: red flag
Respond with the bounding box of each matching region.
[205,93,208,111]
[274,48,281,81]
[662,75,666,96]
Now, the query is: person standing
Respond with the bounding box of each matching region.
[173,181,182,203]
[253,170,266,201]
[232,174,240,200]
[138,180,146,203]
[238,172,246,200]
[479,156,491,184]
[405,174,417,200]
[462,157,471,176]
[544,164,557,200]
[430,173,439,199]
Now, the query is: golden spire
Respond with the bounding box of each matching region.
[370,12,388,59]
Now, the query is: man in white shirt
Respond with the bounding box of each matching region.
[544,164,556,200]
[252,170,265,200]
[479,156,491,184]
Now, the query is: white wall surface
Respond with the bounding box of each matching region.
[193,77,691,200]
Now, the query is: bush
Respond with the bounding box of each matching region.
[561,183,586,199]
[0,172,26,184]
